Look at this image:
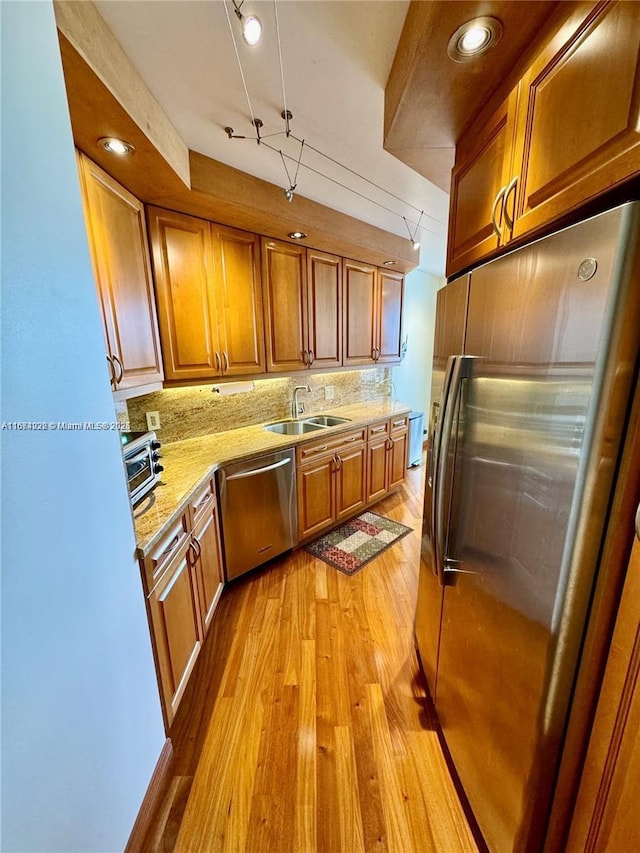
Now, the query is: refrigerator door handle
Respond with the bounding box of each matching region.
[434,355,475,584]
[430,355,459,583]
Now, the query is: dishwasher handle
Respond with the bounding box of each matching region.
[225,456,291,481]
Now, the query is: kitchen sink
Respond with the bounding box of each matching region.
[264,420,326,435]
[303,415,351,427]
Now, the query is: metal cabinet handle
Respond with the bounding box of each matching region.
[334,454,342,471]
[215,351,221,373]
[311,444,328,454]
[226,457,291,480]
[393,419,406,427]
[490,186,507,238]
[371,425,386,434]
[223,351,230,372]
[302,350,308,365]
[309,349,314,366]
[192,535,202,559]
[503,176,518,234]
[186,540,198,566]
[112,353,124,384]
[106,354,116,388]
[193,488,213,513]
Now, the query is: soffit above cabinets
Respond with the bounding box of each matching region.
[384,0,561,192]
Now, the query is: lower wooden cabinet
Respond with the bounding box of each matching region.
[147,541,204,726]
[367,418,408,500]
[141,479,225,728]
[298,418,407,540]
[191,487,224,631]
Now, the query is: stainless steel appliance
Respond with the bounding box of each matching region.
[217,448,297,580]
[416,203,640,852]
[121,431,163,506]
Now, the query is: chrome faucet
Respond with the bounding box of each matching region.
[292,384,311,418]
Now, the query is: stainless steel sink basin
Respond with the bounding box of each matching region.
[304,415,351,427]
[264,420,325,435]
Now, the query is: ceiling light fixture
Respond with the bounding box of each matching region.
[288,231,307,240]
[447,17,503,63]
[232,0,262,46]
[383,260,396,266]
[403,211,424,251]
[98,137,135,156]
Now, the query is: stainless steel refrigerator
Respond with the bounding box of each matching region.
[416,202,640,852]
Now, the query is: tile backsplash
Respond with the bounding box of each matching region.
[125,369,392,443]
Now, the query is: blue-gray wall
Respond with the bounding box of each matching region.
[1,2,165,850]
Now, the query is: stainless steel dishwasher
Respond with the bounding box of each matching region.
[216,448,297,580]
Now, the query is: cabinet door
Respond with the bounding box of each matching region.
[513,2,640,241]
[335,444,367,521]
[566,536,640,852]
[297,456,335,539]
[147,547,204,726]
[306,250,342,369]
[262,238,307,372]
[192,507,224,632]
[376,269,404,364]
[388,431,408,490]
[212,224,266,376]
[367,438,389,502]
[147,207,220,381]
[343,259,377,365]
[77,153,163,391]
[447,88,519,277]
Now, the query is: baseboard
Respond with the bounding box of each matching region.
[125,738,174,853]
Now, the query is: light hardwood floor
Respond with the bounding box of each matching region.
[145,464,479,852]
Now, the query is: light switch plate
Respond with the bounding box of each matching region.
[146,411,161,430]
[325,386,335,400]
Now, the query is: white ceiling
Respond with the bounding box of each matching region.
[94,0,450,275]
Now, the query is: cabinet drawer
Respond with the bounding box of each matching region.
[390,415,408,433]
[367,420,389,440]
[144,513,190,590]
[297,427,366,463]
[189,478,217,527]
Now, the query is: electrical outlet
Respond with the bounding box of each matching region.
[325,385,335,401]
[146,411,161,430]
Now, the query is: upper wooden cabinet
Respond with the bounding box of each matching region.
[77,153,163,394]
[306,249,342,369]
[447,1,640,277]
[447,88,519,276]
[147,207,265,381]
[262,240,342,372]
[512,1,640,240]
[376,268,405,363]
[343,261,404,366]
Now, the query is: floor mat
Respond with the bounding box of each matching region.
[305,510,412,575]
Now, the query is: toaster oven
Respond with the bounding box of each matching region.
[120,431,163,506]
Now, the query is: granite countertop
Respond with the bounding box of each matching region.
[133,399,411,558]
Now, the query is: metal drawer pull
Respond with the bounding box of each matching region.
[215,351,221,373]
[193,489,213,511]
[310,445,328,453]
[491,186,506,238]
[106,354,116,386]
[192,536,202,559]
[226,457,291,480]
[343,436,357,442]
[393,419,406,427]
[371,425,386,433]
[223,351,230,371]
[309,349,314,365]
[302,350,308,365]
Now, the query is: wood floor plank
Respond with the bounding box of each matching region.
[154,465,478,852]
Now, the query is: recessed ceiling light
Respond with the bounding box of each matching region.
[447,17,503,63]
[98,137,135,156]
[383,260,396,266]
[288,231,307,240]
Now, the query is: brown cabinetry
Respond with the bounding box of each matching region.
[262,240,342,372]
[77,152,163,394]
[297,427,367,539]
[147,207,265,382]
[141,480,225,728]
[567,535,640,852]
[147,533,204,727]
[447,1,640,277]
[343,261,404,365]
[367,417,408,500]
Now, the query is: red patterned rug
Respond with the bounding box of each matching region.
[305,511,412,576]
